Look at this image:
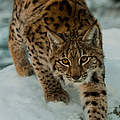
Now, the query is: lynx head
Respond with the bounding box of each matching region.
[47,22,104,83]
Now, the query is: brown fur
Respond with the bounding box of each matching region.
[8,0,107,119]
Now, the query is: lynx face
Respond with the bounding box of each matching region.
[48,22,104,83]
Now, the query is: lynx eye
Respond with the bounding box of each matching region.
[61,58,70,65]
[80,56,89,63]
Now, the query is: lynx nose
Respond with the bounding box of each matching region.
[72,76,80,80]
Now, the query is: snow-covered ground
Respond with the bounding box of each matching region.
[0,29,120,120]
[0,0,13,69]
[86,0,120,29]
[0,0,120,69]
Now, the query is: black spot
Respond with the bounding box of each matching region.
[35,25,41,33]
[16,28,20,32]
[36,68,40,71]
[29,53,32,56]
[91,72,99,83]
[16,13,19,20]
[102,114,105,118]
[44,17,49,25]
[84,92,99,97]
[49,17,54,22]
[93,110,96,113]
[36,62,43,66]
[65,23,70,29]
[24,2,31,9]
[27,37,30,42]
[17,34,22,38]
[101,106,105,111]
[35,42,42,46]
[83,105,85,110]
[90,92,100,97]
[58,16,63,22]
[84,92,90,97]
[45,1,58,10]
[94,116,97,119]
[33,63,36,66]
[33,56,38,60]
[45,74,50,77]
[89,13,93,18]
[27,46,31,51]
[27,26,32,35]
[31,49,34,54]
[33,18,42,25]
[32,0,38,4]
[101,90,107,96]
[97,112,100,114]
[39,32,47,35]
[11,22,15,26]
[59,75,64,81]
[39,51,44,54]
[63,17,69,21]
[99,61,103,68]
[41,71,45,73]
[84,19,90,25]
[89,115,91,118]
[44,70,49,73]
[46,46,49,52]
[58,33,64,39]
[85,101,90,106]
[88,110,90,113]
[53,63,56,71]
[50,75,54,80]
[53,23,59,29]
[60,0,72,16]
[11,29,15,33]
[31,33,35,42]
[42,13,48,18]
[102,73,105,79]
[33,4,43,12]
[59,3,64,11]
[41,36,45,39]
[39,46,44,49]
[91,101,98,106]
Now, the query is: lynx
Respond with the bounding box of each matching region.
[8,0,107,119]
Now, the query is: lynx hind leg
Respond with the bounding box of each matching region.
[8,23,34,77]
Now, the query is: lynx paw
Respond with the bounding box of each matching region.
[16,64,34,77]
[45,89,70,104]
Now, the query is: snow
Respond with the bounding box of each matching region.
[86,0,120,29]
[103,29,120,96]
[0,28,120,120]
[1,0,120,70]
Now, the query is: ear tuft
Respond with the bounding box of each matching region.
[83,23,102,48]
[47,31,64,50]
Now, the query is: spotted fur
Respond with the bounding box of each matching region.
[8,0,107,119]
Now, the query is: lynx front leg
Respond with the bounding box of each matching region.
[24,31,69,103]
[28,52,70,103]
[40,72,70,103]
[8,22,34,77]
[78,82,107,120]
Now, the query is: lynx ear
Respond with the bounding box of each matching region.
[83,24,102,48]
[47,31,64,50]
